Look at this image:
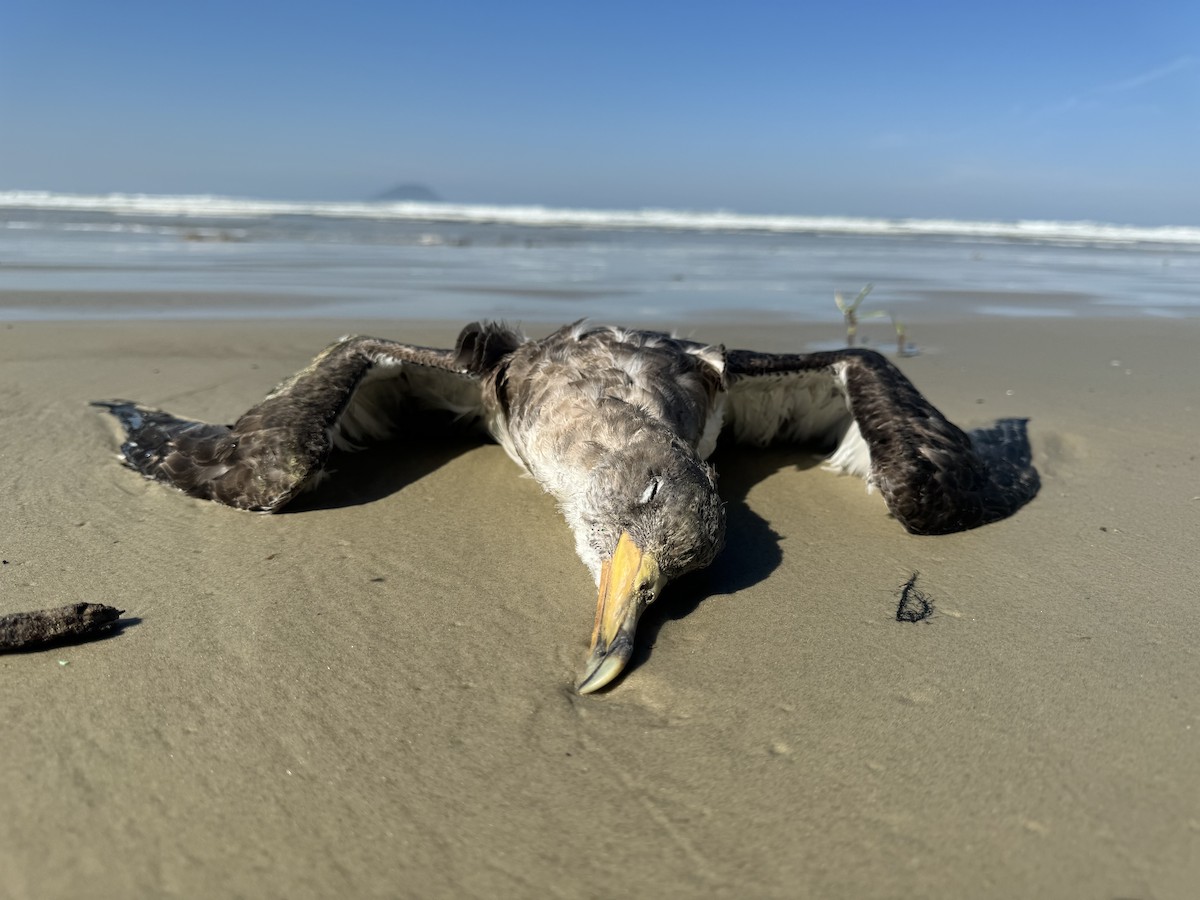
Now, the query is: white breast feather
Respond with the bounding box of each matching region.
[820,365,875,488]
[821,419,875,488]
[696,395,726,460]
[725,371,849,446]
[725,364,876,489]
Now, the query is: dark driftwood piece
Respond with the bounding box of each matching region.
[0,602,124,651]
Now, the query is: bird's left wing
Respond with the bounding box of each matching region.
[94,331,499,512]
[723,347,1038,534]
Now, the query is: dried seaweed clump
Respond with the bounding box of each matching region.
[895,572,933,623]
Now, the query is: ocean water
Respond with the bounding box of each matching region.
[1,192,1197,324]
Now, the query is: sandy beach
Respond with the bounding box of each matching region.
[2,314,1198,899]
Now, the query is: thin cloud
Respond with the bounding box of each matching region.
[1109,55,1197,92]
[1024,55,1196,125]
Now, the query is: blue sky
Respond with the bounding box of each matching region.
[2,1,1197,224]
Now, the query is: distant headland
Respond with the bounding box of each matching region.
[370,184,442,202]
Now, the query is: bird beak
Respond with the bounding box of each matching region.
[577,532,665,694]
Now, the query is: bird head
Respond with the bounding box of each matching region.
[576,436,725,693]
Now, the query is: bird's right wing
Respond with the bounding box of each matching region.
[93,324,520,511]
[723,347,1038,534]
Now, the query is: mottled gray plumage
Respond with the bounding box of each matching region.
[94,321,1038,690]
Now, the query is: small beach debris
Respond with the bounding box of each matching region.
[834,283,874,346]
[833,284,917,354]
[0,602,125,651]
[895,572,933,623]
[890,312,919,357]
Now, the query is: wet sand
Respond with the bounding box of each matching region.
[1,316,1198,898]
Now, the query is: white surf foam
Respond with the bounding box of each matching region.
[2,190,1199,248]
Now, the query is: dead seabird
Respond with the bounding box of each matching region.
[93,321,1038,692]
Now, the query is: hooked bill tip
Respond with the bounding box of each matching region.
[576,651,628,695]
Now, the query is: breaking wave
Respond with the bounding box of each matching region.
[3,190,1199,248]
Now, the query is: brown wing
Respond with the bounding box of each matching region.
[93,329,502,511]
[723,347,1038,534]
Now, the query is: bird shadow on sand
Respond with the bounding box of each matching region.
[279,429,826,686]
[285,427,820,598]
[273,414,1037,689]
[279,414,483,513]
[966,418,1039,490]
[627,443,823,677]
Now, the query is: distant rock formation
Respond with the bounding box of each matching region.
[371,184,442,203]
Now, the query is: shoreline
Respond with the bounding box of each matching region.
[1,287,1193,327]
[2,315,1198,898]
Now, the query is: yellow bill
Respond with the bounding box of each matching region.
[577,531,665,694]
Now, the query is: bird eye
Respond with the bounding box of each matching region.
[638,477,660,505]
